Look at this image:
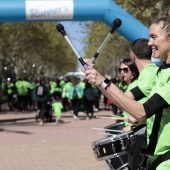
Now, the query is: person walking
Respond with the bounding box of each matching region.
[36,79,50,125]
[68,76,84,120]
[51,96,63,125]
[6,78,14,111]
[84,82,96,119]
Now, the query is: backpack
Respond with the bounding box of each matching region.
[84,88,95,101]
[37,86,44,97]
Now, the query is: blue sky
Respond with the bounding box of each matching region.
[60,21,88,58]
[60,21,90,71]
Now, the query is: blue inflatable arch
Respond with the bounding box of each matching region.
[0,0,149,42]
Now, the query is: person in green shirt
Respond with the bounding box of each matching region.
[15,77,30,111]
[62,77,72,112]
[122,38,158,170]
[51,97,63,124]
[84,11,170,169]
[49,78,57,97]
[118,58,139,128]
[68,76,84,120]
[6,78,14,111]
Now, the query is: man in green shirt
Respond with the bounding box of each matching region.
[123,38,158,170]
[6,78,14,111]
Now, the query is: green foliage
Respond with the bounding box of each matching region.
[84,0,169,77]
[0,22,77,81]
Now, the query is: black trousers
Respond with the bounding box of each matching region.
[37,101,48,120]
[71,99,82,116]
[84,99,94,117]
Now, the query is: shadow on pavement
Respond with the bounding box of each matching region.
[0,128,33,134]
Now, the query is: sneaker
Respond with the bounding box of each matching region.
[56,120,59,125]
[39,121,44,126]
[73,115,78,120]
[93,108,99,112]
[59,119,64,123]
[86,116,89,120]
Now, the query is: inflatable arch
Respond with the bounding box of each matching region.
[0,0,149,42]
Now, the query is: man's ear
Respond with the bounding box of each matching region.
[131,51,136,61]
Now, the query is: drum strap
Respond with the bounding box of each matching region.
[147,110,163,155]
[137,111,163,170]
[148,151,170,170]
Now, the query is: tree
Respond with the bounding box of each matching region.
[0,22,77,81]
[84,0,169,77]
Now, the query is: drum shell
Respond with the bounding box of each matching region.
[92,133,132,161]
[105,153,128,170]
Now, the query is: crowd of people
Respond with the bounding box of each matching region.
[0,75,103,125]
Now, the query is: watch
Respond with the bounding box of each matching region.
[101,78,111,89]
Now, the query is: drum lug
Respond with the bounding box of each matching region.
[120,139,126,150]
[111,143,116,153]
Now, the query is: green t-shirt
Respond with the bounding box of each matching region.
[138,66,170,166]
[123,64,158,127]
[15,80,29,96]
[130,64,158,129]
[123,79,138,126]
[52,101,63,117]
[7,83,14,95]
[50,81,57,94]
[137,64,158,105]
[62,82,72,98]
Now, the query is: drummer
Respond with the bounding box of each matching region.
[121,38,158,170]
[122,38,158,133]
[83,11,170,169]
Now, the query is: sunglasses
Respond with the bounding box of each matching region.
[118,67,129,73]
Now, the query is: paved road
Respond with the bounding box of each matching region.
[0,109,119,170]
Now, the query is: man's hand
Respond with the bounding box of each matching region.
[122,125,132,132]
[128,115,138,124]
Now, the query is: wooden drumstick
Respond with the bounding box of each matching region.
[92,127,123,133]
[95,116,127,120]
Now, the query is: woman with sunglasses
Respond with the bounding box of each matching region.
[118,58,140,129]
[84,11,170,169]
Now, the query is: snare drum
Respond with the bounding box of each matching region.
[105,152,128,170]
[92,131,133,161]
[104,122,125,136]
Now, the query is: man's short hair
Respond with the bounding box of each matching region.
[131,38,152,60]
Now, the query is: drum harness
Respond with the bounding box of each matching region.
[138,109,170,170]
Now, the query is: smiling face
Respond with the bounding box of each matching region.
[148,22,170,62]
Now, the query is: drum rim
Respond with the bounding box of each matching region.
[94,151,127,161]
[106,159,129,170]
[92,131,133,145]
[104,122,125,129]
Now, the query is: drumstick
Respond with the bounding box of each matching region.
[90,18,122,63]
[97,132,117,137]
[92,127,122,133]
[102,114,126,119]
[95,116,127,120]
[111,114,126,119]
[56,23,89,70]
